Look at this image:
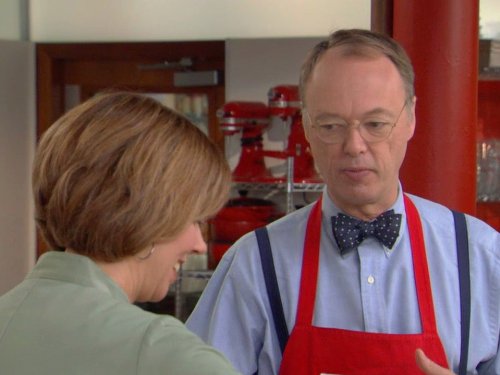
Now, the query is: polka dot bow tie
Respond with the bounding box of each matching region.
[331,210,402,254]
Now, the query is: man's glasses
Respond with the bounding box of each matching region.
[305,102,408,144]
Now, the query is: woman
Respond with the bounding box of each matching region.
[0,92,240,374]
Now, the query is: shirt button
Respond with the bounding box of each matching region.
[367,275,375,284]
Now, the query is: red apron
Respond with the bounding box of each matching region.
[279,195,449,375]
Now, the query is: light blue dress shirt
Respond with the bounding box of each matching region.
[187,188,500,375]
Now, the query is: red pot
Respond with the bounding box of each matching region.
[216,197,278,222]
[208,241,232,268]
[211,197,280,242]
[210,218,267,242]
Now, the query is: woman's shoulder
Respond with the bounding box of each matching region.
[137,314,240,374]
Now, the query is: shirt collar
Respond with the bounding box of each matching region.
[28,251,130,302]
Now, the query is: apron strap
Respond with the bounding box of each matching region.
[255,227,289,355]
[295,199,323,324]
[403,195,439,333]
[452,211,470,375]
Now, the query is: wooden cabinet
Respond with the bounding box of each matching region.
[36,41,225,144]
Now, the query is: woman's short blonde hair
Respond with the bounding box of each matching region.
[33,91,231,262]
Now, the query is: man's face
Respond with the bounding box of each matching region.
[303,48,416,219]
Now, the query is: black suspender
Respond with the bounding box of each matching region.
[255,227,289,355]
[256,211,470,373]
[452,211,471,375]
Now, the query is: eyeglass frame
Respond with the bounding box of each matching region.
[303,100,409,144]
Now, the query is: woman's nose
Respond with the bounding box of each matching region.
[192,225,208,254]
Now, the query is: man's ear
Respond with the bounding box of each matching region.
[407,96,417,140]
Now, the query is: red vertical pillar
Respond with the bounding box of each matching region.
[393,0,479,214]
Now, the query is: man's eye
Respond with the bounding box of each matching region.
[318,123,344,131]
[364,121,389,130]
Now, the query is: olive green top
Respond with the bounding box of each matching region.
[0,251,240,375]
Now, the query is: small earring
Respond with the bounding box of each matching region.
[137,245,155,260]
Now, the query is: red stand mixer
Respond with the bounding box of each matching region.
[217,85,321,183]
[217,101,280,182]
[267,84,321,183]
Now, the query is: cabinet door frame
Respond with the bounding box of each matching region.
[36,40,225,143]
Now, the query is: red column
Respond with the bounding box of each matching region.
[393,0,479,214]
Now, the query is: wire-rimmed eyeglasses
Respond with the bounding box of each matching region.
[305,102,408,144]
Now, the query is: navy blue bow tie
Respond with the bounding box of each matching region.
[331,210,402,254]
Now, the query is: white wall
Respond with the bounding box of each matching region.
[480,0,500,38]
[27,0,500,42]
[0,0,29,40]
[226,37,323,102]
[29,0,370,41]
[0,40,35,294]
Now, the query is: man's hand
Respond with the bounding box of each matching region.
[415,349,456,375]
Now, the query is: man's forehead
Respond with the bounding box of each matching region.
[331,44,385,58]
[310,48,404,90]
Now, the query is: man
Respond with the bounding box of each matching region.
[187,29,499,375]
